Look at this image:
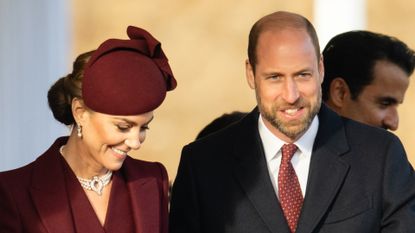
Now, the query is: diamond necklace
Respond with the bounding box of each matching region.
[77,170,112,195]
[59,146,113,196]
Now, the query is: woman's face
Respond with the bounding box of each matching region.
[80,110,154,171]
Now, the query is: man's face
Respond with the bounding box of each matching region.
[246,28,324,142]
[338,60,409,131]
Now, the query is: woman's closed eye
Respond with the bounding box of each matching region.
[140,125,150,131]
[116,124,132,132]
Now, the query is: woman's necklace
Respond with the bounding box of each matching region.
[59,145,113,196]
[77,170,112,195]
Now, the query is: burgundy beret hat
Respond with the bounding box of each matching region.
[82,26,177,115]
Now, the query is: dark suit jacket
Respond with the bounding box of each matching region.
[0,137,169,233]
[169,105,415,233]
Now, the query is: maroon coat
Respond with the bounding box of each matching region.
[0,137,169,233]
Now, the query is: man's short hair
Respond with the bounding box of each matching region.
[322,30,415,101]
[247,11,320,74]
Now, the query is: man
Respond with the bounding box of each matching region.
[322,30,415,131]
[169,11,415,233]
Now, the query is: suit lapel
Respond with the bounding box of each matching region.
[232,109,291,233]
[232,106,351,233]
[296,105,350,233]
[123,158,161,233]
[30,138,75,233]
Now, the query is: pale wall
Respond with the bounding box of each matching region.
[71,0,415,180]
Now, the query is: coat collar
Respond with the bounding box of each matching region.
[30,137,76,233]
[296,105,350,233]
[30,137,166,233]
[232,108,291,233]
[232,105,350,233]
[123,157,167,233]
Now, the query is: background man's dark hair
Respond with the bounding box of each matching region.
[322,30,415,101]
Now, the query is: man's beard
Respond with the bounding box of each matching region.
[258,89,321,140]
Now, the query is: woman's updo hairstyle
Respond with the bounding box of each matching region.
[47,50,94,125]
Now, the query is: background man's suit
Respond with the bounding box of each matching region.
[169,105,415,233]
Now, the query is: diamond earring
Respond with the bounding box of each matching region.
[77,124,83,138]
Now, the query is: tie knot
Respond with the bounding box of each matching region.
[281,143,298,162]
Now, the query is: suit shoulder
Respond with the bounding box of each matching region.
[343,117,397,137]
[320,104,397,139]
[188,120,241,149]
[180,121,246,168]
[341,117,402,146]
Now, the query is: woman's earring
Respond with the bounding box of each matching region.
[77,125,83,138]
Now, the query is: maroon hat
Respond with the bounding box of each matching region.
[82,26,177,115]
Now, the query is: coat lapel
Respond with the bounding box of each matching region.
[296,105,350,233]
[232,106,351,233]
[232,109,291,233]
[123,158,162,233]
[30,137,75,233]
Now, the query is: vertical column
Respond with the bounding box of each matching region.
[313,0,366,49]
[0,0,70,171]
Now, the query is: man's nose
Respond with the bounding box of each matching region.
[282,78,299,104]
[383,108,399,131]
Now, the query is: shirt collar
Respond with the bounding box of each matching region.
[258,114,319,162]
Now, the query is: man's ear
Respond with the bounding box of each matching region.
[318,55,325,84]
[245,59,255,89]
[71,98,88,125]
[328,77,351,108]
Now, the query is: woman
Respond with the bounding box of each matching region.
[0,26,176,233]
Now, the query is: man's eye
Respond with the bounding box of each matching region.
[378,100,396,109]
[380,102,391,109]
[267,75,281,80]
[380,99,395,106]
[297,73,311,79]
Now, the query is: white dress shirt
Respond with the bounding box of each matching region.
[258,114,319,199]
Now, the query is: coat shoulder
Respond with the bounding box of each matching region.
[123,156,168,181]
[0,162,34,187]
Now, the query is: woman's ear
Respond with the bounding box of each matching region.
[327,77,351,109]
[71,98,88,125]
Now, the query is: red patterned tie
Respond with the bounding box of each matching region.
[278,144,303,233]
